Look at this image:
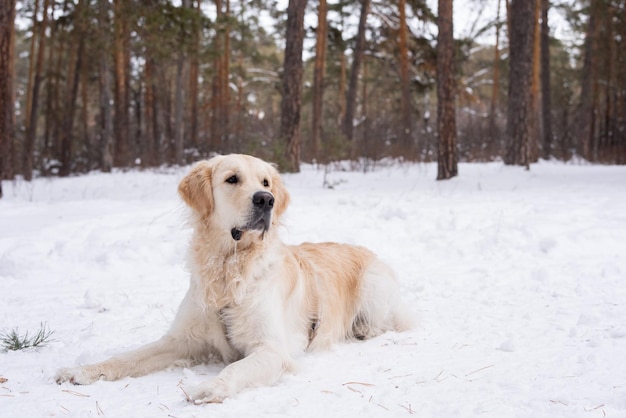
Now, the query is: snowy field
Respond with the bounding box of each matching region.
[1,160,625,417]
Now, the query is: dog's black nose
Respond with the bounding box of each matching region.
[253,191,275,210]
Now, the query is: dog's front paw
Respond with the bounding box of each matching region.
[55,367,100,385]
[186,379,231,404]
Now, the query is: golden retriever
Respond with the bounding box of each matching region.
[56,154,412,403]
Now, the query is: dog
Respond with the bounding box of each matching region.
[56,154,412,403]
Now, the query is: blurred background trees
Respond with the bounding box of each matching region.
[0,0,624,183]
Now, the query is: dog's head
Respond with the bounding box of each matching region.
[178,154,290,242]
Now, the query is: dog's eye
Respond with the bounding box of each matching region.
[263,179,269,187]
[226,175,238,184]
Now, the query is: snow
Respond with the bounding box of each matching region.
[1,161,626,417]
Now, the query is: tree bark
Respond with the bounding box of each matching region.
[173,0,191,165]
[0,0,16,196]
[59,0,85,176]
[279,0,307,172]
[398,0,412,151]
[188,0,201,149]
[312,0,328,162]
[578,0,599,161]
[98,0,113,172]
[44,4,63,167]
[23,0,40,180]
[209,0,231,150]
[504,0,536,168]
[529,0,541,162]
[210,0,221,149]
[338,44,346,128]
[113,0,130,167]
[221,0,230,146]
[436,0,458,180]
[540,0,552,159]
[23,0,50,180]
[342,0,369,142]
[489,0,502,142]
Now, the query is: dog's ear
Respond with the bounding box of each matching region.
[178,161,214,215]
[270,167,290,219]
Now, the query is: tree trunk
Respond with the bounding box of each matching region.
[144,57,155,165]
[59,0,85,177]
[188,0,200,149]
[529,0,540,162]
[44,5,62,167]
[23,0,40,180]
[0,0,16,197]
[173,0,191,165]
[311,0,327,162]
[436,0,458,180]
[210,0,231,150]
[150,63,166,166]
[540,0,552,160]
[98,0,113,172]
[398,0,411,152]
[577,0,599,161]
[616,3,626,164]
[173,55,186,164]
[600,2,616,163]
[81,37,90,170]
[221,0,230,146]
[338,45,346,128]
[113,0,130,167]
[504,0,536,168]
[23,0,50,180]
[489,0,502,143]
[279,0,307,172]
[342,0,369,142]
[211,0,223,150]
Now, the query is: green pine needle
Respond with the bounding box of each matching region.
[0,323,55,351]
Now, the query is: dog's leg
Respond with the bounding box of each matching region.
[55,335,192,385]
[56,289,237,385]
[187,344,291,403]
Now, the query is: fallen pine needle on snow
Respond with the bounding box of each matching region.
[465,364,494,377]
[585,404,605,411]
[388,374,412,380]
[96,401,104,416]
[61,389,90,398]
[178,385,191,402]
[400,403,415,414]
[342,381,375,387]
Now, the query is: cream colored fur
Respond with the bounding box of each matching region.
[55,154,412,403]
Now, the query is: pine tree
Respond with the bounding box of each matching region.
[436,0,458,180]
[279,0,308,172]
[505,0,536,168]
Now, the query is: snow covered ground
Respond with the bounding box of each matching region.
[1,160,625,417]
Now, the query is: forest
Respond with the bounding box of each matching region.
[0,0,625,194]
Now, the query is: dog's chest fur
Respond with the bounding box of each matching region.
[189,231,278,305]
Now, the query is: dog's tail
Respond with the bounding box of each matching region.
[352,258,414,339]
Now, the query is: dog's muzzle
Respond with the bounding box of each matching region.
[231,191,275,241]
